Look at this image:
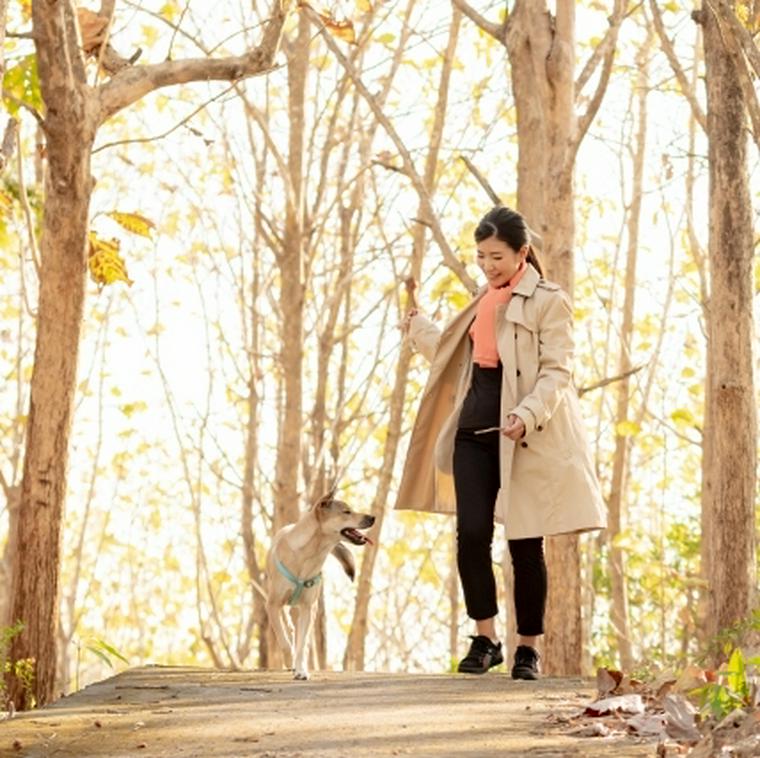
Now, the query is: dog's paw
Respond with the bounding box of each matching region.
[293,670,310,681]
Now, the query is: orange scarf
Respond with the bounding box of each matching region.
[469,261,527,368]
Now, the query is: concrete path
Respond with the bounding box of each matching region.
[1,666,656,757]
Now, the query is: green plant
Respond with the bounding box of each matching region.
[74,636,129,691]
[0,621,35,709]
[694,647,760,719]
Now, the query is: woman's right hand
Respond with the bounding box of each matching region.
[399,308,419,335]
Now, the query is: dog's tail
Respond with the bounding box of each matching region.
[331,543,356,581]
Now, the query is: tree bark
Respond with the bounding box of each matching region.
[700,1,757,645]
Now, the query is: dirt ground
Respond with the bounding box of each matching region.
[1,666,659,757]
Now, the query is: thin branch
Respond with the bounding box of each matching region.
[458,154,501,204]
[648,0,707,132]
[1,90,44,126]
[307,6,478,293]
[577,364,646,397]
[92,82,237,153]
[450,0,504,42]
[574,0,629,155]
[16,125,41,277]
[576,1,638,93]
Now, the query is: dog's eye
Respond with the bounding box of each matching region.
[343,510,351,515]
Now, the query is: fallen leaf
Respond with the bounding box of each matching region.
[625,711,668,737]
[673,665,707,693]
[663,693,701,741]
[585,694,645,716]
[596,667,621,697]
[567,721,613,737]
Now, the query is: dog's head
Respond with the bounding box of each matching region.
[313,492,375,546]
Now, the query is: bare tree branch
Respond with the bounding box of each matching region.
[458,154,501,204]
[577,364,646,397]
[96,5,288,123]
[575,0,629,152]
[307,6,478,293]
[648,0,707,132]
[450,0,505,42]
[576,1,636,93]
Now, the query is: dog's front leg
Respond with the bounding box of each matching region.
[292,601,317,680]
[267,602,294,670]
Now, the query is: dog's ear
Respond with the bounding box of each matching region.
[331,543,356,581]
[313,489,336,511]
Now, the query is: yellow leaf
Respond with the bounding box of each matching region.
[615,420,640,437]
[87,232,134,288]
[670,408,695,426]
[120,401,148,418]
[301,3,357,44]
[107,211,156,238]
[0,190,13,212]
[355,0,372,12]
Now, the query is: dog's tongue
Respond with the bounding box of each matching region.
[345,528,373,545]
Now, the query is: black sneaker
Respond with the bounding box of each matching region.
[511,645,540,680]
[457,635,504,674]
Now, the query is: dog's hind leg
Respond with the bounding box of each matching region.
[267,602,294,670]
[292,602,316,680]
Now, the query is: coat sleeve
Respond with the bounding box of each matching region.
[510,289,574,435]
[408,313,442,363]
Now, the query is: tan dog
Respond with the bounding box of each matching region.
[266,492,374,680]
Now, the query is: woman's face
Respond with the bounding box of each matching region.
[476,235,526,288]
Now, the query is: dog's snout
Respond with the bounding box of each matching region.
[360,514,375,528]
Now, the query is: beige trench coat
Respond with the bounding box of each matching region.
[395,264,607,539]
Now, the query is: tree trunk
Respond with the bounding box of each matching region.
[273,12,309,533]
[700,2,757,644]
[7,128,94,709]
[0,485,20,627]
[505,0,581,677]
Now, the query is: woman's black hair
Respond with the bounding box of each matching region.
[474,206,545,278]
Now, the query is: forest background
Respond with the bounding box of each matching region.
[0,0,758,709]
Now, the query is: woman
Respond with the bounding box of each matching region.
[397,206,606,679]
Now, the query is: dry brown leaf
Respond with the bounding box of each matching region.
[662,693,701,742]
[674,665,707,693]
[77,8,108,54]
[301,2,357,44]
[595,667,621,697]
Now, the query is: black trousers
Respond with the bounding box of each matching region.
[453,428,547,636]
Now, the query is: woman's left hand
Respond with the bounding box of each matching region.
[502,414,526,440]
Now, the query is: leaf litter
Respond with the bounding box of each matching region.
[544,666,760,756]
